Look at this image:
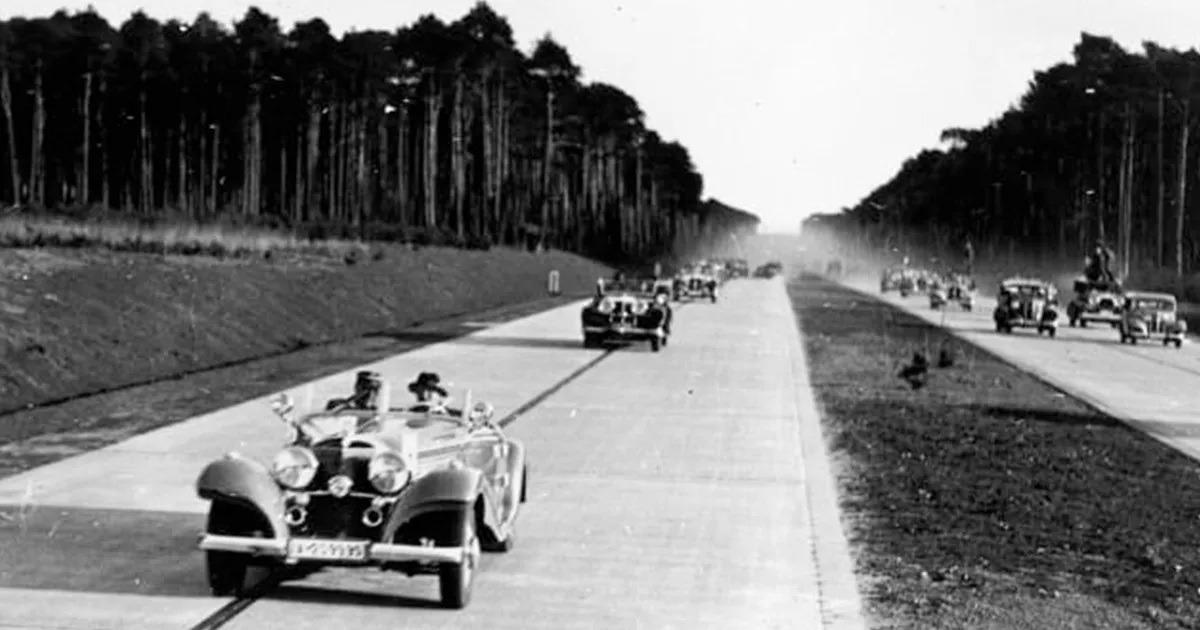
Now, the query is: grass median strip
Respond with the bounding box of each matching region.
[790,273,1200,630]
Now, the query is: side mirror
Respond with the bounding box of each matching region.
[270,393,294,418]
[468,401,495,425]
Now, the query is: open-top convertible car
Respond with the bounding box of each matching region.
[1066,277,1124,328]
[195,371,527,609]
[1117,291,1186,347]
[673,266,719,302]
[993,277,1060,337]
[582,277,672,351]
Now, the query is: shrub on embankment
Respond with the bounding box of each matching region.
[0,238,611,414]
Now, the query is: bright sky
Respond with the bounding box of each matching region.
[5,0,1200,233]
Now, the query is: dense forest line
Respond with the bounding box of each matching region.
[806,33,1200,283]
[0,3,759,263]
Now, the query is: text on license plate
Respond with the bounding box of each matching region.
[287,539,368,561]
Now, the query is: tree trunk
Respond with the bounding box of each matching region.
[0,58,20,204]
[305,101,320,221]
[1157,88,1166,268]
[450,75,465,237]
[210,122,221,214]
[178,116,188,214]
[30,58,46,205]
[540,86,554,245]
[425,80,441,229]
[138,70,152,213]
[395,103,408,225]
[80,70,93,205]
[1176,100,1189,281]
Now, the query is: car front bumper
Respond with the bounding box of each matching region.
[583,325,665,340]
[199,534,470,565]
[1127,329,1185,342]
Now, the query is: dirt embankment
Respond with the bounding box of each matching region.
[0,245,611,414]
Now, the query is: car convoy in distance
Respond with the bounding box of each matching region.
[195,371,526,609]
[878,264,1189,349]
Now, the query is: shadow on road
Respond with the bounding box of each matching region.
[0,504,210,596]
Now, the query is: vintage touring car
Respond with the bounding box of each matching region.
[880,267,905,293]
[945,274,976,310]
[195,372,527,609]
[673,266,719,302]
[993,277,1060,336]
[1117,291,1187,347]
[1067,277,1124,328]
[582,277,672,351]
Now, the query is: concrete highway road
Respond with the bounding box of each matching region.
[0,278,864,630]
[844,276,1200,461]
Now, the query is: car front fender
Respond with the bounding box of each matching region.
[195,454,288,538]
[383,467,484,540]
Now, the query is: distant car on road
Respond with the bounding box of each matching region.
[993,277,1060,337]
[1117,291,1186,348]
[754,261,783,279]
[673,266,719,303]
[582,277,672,351]
[195,373,526,609]
[1067,277,1123,328]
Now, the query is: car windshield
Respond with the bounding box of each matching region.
[602,279,657,295]
[1131,298,1173,311]
[282,383,465,442]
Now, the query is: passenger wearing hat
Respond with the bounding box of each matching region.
[326,370,383,411]
[408,372,448,402]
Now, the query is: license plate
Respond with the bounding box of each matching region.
[287,539,369,562]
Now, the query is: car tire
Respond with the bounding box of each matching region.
[583,334,601,349]
[1175,339,1183,349]
[438,508,480,610]
[205,502,270,597]
[1130,337,1138,345]
[650,337,661,352]
[1047,328,1056,338]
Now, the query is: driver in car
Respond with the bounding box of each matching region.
[325,370,383,411]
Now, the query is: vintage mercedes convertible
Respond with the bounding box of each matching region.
[673,265,719,302]
[195,371,527,609]
[582,277,672,351]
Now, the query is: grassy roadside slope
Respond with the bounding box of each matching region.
[790,273,1200,630]
[0,244,610,419]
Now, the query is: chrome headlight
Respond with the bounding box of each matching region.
[596,298,615,314]
[368,451,412,494]
[271,446,319,490]
[631,301,649,315]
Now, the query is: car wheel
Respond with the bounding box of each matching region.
[1047,328,1056,338]
[207,550,250,597]
[438,509,480,609]
[1130,337,1138,345]
[650,337,661,352]
[205,502,269,597]
[1176,339,1183,349]
[1069,318,1077,327]
[583,334,600,349]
